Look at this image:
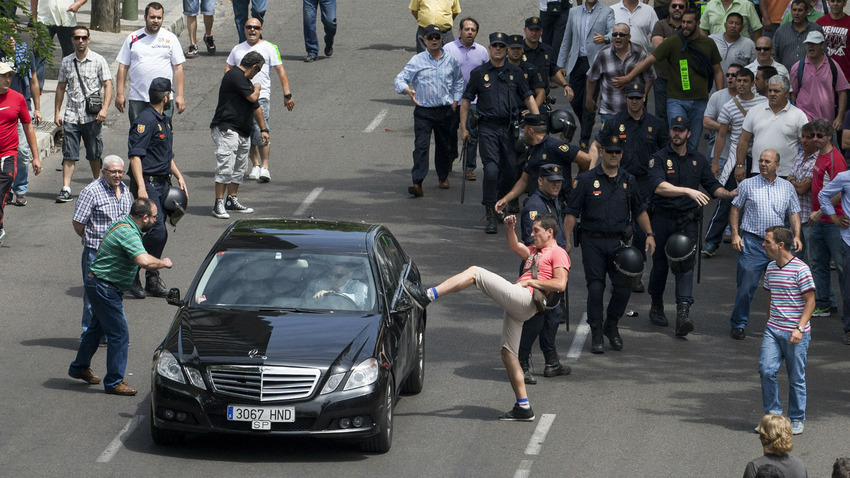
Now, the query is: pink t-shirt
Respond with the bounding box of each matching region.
[517,245,570,293]
[812,147,847,222]
[790,55,850,121]
[0,89,30,157]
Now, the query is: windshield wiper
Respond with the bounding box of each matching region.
[258,307,322,314]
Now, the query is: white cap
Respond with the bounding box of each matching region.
[803,31,825,44]
[0,62,16,75]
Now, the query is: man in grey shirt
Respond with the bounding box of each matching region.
[772,0,824,72]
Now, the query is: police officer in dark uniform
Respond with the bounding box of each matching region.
[564,135,656,353]
[494,114,590,213]
[646,116,736,336]
[518,164,571,384]
[127,78,188,297]
[461,32,540,234]
[522,17,572,113]
[589,81,668,292]
[507,34,546,109]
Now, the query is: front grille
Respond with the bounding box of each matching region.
[209,414,316,431]
[208,365,320,402]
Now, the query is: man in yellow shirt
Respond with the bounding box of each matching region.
[410,0,461,52]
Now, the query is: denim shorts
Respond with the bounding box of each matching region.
[251,97,271,147]
[62,120,103,163]
[183,0,215,16]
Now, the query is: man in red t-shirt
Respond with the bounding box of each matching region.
[403,213,569,422]
[807,118,846,316]
[0,62,42,246]
[817,0,850,106]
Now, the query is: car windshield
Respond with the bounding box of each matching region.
[193,250,377,312]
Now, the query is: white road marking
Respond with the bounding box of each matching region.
[293,187,324,216]
[96,414,142,462]
[525,413,556,455]
[566,314,589,359]
[363,109,388,133]
[513,459,533,478]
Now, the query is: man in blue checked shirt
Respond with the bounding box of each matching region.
[728,149,802,340]
[395,24,464,198]
[817,169,850,345]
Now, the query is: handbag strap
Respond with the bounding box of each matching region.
[732,96,748,117]
[73,58,90,97]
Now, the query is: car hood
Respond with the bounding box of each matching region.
[170,308,382,369]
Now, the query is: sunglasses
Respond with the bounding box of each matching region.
[245,25,262,30]
[492,43,507,48]
[425,35,441,41]
[803,133,828,139]
[73,35,89,40]
[755,46,771,51]
[604,149,623,154]
[670,4,686,8]
[611,32,629,37]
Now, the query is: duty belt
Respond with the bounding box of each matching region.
[585,231,624,239]
[653,207,698,221]
[142,174,169,183]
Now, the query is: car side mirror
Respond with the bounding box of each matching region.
[166,287,182,306]
[394,294,413,313]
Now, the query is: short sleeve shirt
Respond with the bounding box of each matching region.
[210,67,260,138]
[648,144,722,210]
[128,106,173,175]
[763,257,815,333]
[226,40,283,100]
[699,0,764,37]
[517,245,571,294]
[116,27,186,102]
[812,147,847,221]
[652,33,722,100]
[57,51,112,124]
[89,217,147,290]
[72,177,133,250]
[817,14,850,82]
[0,89,30,157]
[409,0,461,30]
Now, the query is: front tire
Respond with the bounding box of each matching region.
[360,376,394,453]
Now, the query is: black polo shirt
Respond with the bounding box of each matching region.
[648,144,722,212]
[522,189,567,248]
[566,164,646,235]
[596,110,668,177]
[523,41,556,96]
[523,135,580,196]
[464,61,534,120]
[127,105,173,176]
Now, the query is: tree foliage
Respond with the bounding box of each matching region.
[0,0,56,69]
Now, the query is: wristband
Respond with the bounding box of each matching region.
[260,128,269,133]
[284,94,292,100]
[646,232,656,237]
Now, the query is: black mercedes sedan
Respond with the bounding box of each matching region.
[150,219,426,453]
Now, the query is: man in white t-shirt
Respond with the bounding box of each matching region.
[114,2,186,124]
[226,18,295,183]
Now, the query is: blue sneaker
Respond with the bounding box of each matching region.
[791,420,804,435]
[702,241,719,257]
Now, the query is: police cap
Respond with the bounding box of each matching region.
[539,163,565,181]
[670,116,689,130]
[522,113,546,127]
[489,32,508,46]
[625,81,645,98]
[601,135,624,152]
[149,77,171,94]
[525,17,543,29]
[508,34,524,48]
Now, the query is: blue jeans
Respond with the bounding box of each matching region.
[69,276,130,389]
[11,120,30,195]
[759,326,809,421]
[232,0,267,43]
[841,241,850,332]
[303,0,337,57]
[730,233,771,329]
[807,221,844,308]
[667,98,708,151]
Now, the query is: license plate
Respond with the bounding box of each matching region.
[227,405,294,422]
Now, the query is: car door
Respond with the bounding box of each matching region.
[374,233,413,385]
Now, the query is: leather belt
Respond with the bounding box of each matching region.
[143,174,169,183]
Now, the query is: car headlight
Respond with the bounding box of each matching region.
[184,366,207,390]
[343,358,379,391]
[321,372,345,395]
[155,350,186,384]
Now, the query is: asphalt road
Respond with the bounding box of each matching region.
[1,0,848,476]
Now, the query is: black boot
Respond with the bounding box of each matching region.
[519,354,537,385]
[649,298,668,326]
[126,272,146,299]
[602,317,623,351]
[543,350,571,377]
[145,270,168,298]
[485,205,498,234]
[590,323,604,354]
[675,301,694,337]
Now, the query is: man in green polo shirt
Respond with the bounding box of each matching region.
[68,198,173,396]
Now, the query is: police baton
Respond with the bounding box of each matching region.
[697,207,704,284]
[460,140,467,204]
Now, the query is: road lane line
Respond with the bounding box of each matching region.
[513,459,533,478]
[96,414,142,462]
[293,187,324,216]
[566,314,589,360]
[363,109,388,133]
[525,413,556,455]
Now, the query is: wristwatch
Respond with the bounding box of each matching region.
[284,93,292,100]
[795,325,805,333]
[260,128,269,133]
[646,232,656,237]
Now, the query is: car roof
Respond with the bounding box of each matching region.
[216,218,382,254]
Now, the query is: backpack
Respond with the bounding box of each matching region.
[796,55,839,116]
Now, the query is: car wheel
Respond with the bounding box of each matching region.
[400,318,425,395]
[150,408,185,446]
[360,376,394,453]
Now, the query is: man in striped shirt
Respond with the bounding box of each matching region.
[759,225,815,435]
[395,24,464,197]
[729,149,802,340]
[68,198,173,396]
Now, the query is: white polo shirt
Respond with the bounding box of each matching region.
[612,1,658,53]
[226,41,283,100]
[741,100,808,177]
[116,27,185,102]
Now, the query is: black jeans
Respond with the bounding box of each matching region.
[540,7,570,67]
[412,105,453,184]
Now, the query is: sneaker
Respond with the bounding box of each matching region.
[14,194,26,206]
[258,167,270,182]
[212,198,230,219]
[304,54,317,62]
[812,306,831,317]
[402,279,431,309]
[203,34,216,54]
[498,403,534,421]
[186,44,199,58]
[843,331,850,345]
[225,195,253,214]
[324,45,333,57]
[702,241,719,257]
[248,165,261,180]
[0,228,5,248]
[791,420,804,435]
[56,189,72,203]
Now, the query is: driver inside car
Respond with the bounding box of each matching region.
[306,262,369,309]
